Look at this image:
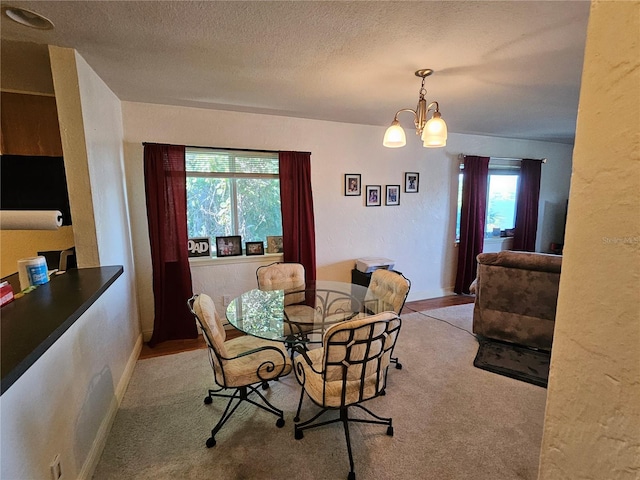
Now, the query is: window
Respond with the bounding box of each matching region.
[485,171,519,236]
[185,148,282,254]
[456,160,520,241]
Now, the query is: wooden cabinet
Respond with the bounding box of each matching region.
[0,92,63,156]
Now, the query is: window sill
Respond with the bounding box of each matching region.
[189,253,283,267]
[483,237,514,244]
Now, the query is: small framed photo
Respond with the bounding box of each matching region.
[385,185,401,206]
[215,235,242,257]
[405,172,419,193]
[187,237,211,257]
[365,185,381,207]
[245,241,265,256]
[344,173,361,196]
[266,235,284,253]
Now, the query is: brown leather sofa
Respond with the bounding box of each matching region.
[470,250,562,351]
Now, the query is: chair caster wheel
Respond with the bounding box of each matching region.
[395,363,403,370]
[276,418,285,428]
[294,429,304,440]
[387,426,394,436]
[294,416,300,422]
[206,437,216,448]
[203,396,213,405]
[262,381,269,390]
[348,471,355,480]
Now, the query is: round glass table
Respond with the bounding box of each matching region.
[225,281,396,345]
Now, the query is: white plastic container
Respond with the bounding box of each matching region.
[355,257,395,273]
[17,256,49,290]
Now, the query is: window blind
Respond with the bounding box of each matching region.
[186,147,278,175]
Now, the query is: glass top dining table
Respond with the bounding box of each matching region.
[225,281,395,345]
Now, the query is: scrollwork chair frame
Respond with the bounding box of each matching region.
[188,293,292,448]
[293,311,402,480]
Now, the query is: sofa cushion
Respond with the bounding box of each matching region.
[477,250,562,273]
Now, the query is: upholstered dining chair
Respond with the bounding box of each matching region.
[293,311,402,480]
[256,262,320,340]
[363,269,410,369]
[187,293,292,448]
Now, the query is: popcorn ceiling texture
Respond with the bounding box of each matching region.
[538,1,640,478]
[0,1,590,144]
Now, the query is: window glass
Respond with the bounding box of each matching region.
[236,177,282,241]
[485,173,518,236]
[185,148,282,254]
[455,166,519,241]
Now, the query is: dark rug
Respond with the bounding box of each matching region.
[473,338,550,388]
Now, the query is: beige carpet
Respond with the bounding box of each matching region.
[92,306,547,480]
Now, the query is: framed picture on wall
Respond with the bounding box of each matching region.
[245,241,265,256]
[344,173,361,196]
[405,172,419,193]
[215,235,242,257]
[385,185,400,206]
[365,185,381,207]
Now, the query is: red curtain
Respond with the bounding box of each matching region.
[455,156,490,294]
[512,159,543,252]
[144,143,197,346]
[279,151,317,288]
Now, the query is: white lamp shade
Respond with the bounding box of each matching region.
[422,116,448,147]
[383,123,407,148]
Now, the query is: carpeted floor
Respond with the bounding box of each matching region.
[424,303,550,388]
[92,306,547,480]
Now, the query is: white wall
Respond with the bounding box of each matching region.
[0,47,141,480]
[50,47,140,375]
[0,276,140,480]
[539,1,640,478]
[122,102,573,339]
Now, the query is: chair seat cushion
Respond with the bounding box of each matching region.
[284,304,322,335]
[221,336,292,387]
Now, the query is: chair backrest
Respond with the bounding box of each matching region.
[365,270,411,314]
[256,262,306,305]
[188,293,228,361]
[322,311,401,405]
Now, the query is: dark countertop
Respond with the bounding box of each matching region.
[1,265,123,394]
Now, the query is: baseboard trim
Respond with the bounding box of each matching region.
[77,333,143,480]
[408,288,454,302]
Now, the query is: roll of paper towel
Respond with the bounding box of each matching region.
[18,256,50,290]
[0,210,63,230]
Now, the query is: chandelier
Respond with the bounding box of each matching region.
[383,69,448,148]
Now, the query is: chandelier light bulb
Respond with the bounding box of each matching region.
[422,113,448,148]
[383,120,407,148]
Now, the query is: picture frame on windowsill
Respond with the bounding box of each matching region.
[245,241,265,256]
[215,235,242,257]
[266,235,284,253]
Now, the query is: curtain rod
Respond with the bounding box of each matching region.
[142,142,311,155]
[458,153,547,163]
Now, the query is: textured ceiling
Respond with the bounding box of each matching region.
[0,1,591,144]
